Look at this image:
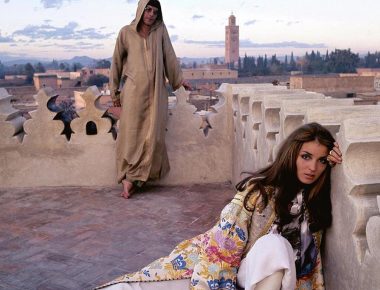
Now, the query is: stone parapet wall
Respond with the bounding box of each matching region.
[218,83,380,290]
[0,86,116,187]
[325,117,380,290]
[0,86,231,187]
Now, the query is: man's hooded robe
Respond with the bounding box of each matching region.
[111,0,183,183]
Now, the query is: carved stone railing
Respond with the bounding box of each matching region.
[1,87,115,187]
[0,86,230,187]
[324,117,380,290]
[217,83,380,290]
[156,87,231,185]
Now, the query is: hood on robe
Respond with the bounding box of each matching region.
[130,0,163,33]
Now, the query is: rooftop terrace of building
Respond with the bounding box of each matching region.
[0,83,379,290]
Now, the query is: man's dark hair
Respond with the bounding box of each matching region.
[147,0,162,21]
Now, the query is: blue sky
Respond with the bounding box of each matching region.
[0,0,379,60]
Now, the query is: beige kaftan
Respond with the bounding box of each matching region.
[111,0,183,183]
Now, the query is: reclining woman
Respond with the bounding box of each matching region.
[97,122,343,290]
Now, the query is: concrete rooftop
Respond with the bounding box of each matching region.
[0,183,233,290]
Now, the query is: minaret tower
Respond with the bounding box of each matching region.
[225,13,239,67]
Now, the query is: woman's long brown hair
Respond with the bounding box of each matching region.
[236,122,335,232]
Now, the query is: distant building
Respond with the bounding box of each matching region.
[33,73,58,90]
[182,68,238,80]
[290,74,375,98]
[225,14,239,67]
[200,64,228,70]
[4,75,27,81]
[356,68,380,76]
[33,71,81,90]
[46,70,81,80]
[356,68,380,90]
[81,68,110,82]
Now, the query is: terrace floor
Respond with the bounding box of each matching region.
[0,182,233,290]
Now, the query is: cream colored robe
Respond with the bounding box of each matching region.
[111,0,183,183]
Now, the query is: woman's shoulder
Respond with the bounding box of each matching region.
[237,177,276,196]
[236,181,275,208]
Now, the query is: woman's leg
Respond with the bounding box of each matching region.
[255,270,284,290]
[237,234,296,290]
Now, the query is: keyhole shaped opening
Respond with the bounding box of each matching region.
[86,121,98,135]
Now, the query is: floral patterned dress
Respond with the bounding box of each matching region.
[96,185,325,290]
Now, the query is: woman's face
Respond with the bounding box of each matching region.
[296,140,329,184]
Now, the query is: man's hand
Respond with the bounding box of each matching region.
[108,107,122,119]
[182,80,192,91]
[113,99,121,107]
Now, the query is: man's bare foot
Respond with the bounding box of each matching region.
[121,179,134,199]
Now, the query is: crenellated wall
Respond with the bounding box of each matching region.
[217,83,380,290]
[1,86,116,187]
[1,83,379,289]
[0,86,231,187]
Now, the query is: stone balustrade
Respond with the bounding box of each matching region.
[257,92,325,166]
[1,82,379,289]
[1,87,116,187]
[0,86,230,187]
[324,117,380,290]
[278,98,355,141]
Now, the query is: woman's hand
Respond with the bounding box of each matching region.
[327,142,343,167]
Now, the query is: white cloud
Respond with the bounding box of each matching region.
[192,15,204,21]
[170,35,178,42]
[244,20,257,26]
[40,0,72,9]
[13,22,113,40]
[0,32,14,43]
[240,39,327,49]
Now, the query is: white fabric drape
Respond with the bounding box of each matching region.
[237,234,296,290]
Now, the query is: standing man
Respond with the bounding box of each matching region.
[111,0,191,198]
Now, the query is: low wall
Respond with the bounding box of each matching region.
[218,83,380,290]
[0,86,231,187]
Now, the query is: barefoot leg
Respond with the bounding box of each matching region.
[121,179,133,199]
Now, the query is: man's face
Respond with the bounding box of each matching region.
[143,5,159,26]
